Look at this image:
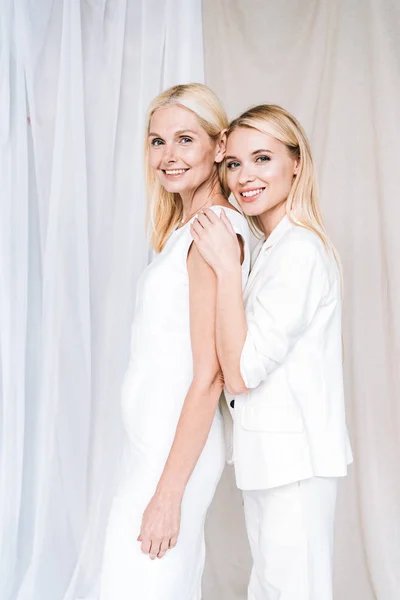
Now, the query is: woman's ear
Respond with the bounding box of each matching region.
[293,157,300,176]
[215,129,227,163]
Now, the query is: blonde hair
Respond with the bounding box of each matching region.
[145,83,229,252]
[223,104,342,272]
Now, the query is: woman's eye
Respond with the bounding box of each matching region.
[151,138,164,147]
[180,137,192,144]
[227,161,240,169]
[255,155,270,163]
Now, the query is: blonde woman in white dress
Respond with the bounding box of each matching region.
[99,83,250,600]
[191,104,353,600]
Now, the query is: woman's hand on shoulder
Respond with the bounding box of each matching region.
[190,209,241,275]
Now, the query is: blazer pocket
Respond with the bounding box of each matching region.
[241,403,304,433]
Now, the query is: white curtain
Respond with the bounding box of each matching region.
[2,2,399,600]
[0,1,204,599]
[203,1,400,599]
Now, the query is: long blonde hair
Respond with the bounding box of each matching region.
[145,83,229,252]
[223,104,342,271]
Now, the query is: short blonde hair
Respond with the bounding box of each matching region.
[145,83,229,252]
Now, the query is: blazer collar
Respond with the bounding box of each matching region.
[262,215,294,251]
[244,215,295,301]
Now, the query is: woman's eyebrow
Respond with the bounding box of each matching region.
[175,129,197,136]
[226,149,274,160]
[251,148,273,155]
[148,129,197,137]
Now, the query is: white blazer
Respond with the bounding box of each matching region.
[226,216,353,491]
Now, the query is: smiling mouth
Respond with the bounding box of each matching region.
[240,187,265,199]
[162,168,189,176]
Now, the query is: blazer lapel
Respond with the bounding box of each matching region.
[244,216,295,303]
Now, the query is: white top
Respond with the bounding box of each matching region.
[121,205,251,461]
[102,207,251,599]
[228,216,353,490]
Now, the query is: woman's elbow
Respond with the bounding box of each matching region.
[193,370,224,393]
[224,377,248,396]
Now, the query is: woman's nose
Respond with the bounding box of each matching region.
[163,143,177,164]
[238,169,256,185]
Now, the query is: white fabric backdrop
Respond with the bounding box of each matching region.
[2,1,399,600]
[203,1,400,599]
[0,1,204,599]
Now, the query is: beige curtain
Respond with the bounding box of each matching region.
[202,1,400,599]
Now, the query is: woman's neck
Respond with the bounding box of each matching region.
[180,180,225,222]
[259,201,287,239]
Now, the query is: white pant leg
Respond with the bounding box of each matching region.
[243,477,338,600]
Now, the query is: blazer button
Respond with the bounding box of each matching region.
[230,399,235,409]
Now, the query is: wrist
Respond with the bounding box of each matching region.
[155,481,185,504]
[215,262,242,281]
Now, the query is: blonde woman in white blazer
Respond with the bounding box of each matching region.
[191,104,353,600]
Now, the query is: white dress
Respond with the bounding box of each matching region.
[99,206,250,600]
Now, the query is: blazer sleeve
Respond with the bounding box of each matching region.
[240,239,331,389]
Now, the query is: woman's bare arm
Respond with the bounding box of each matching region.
[156,244,223,494]
[191,210,248,395]
[215,266,248,395]
[138,243,223,558]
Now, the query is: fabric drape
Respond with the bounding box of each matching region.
[203,1,400,599]
[2,1,399,599]
[0,1,204,599]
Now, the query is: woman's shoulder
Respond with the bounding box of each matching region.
[279,224,327,257]
[208,204,250,233]
[272,225,337,280]
[208,203,243,217]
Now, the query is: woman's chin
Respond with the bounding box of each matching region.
[160,181,187,194]
[240,202,265,217]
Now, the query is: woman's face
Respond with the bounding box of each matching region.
[148,105,223,196]
[226,127,299,218]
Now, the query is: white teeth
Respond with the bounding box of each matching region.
[165,169,187,175]
[241,188,263,198]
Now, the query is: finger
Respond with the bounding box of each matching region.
[169,535,178,549]
[190,224,200,240]
[157,537,170,559]
[149,539,162,560]
[221,210,237,236]
[204,208,218,223]
[140,535,151,555]
[196,212,212,229]
[190,219,204,237]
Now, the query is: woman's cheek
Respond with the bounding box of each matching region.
[226,171,235,191]
[185,146,207,165]
[148,153,162,174]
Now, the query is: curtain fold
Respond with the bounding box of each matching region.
[0,3,29,598]
[203,1,400,599]
[0,1,205,599]
[2,2,399,599]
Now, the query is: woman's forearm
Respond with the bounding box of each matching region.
[215,266,248,395]
[155,375,223,501]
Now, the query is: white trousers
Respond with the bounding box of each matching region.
[243,477,338,600]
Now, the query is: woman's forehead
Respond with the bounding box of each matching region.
[150,104,202,135]
[227,127,281,153]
